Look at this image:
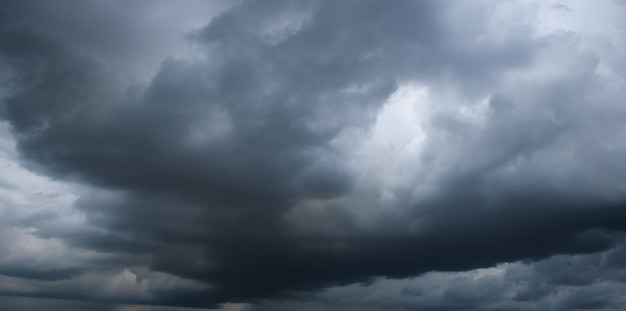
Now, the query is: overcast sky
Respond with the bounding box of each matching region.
[2,0,626,310]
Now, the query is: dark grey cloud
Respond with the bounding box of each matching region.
[2,0,626,310]
[0,296,115,311]
[246,242,626,311]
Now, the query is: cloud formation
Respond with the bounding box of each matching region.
[1,0,626,309]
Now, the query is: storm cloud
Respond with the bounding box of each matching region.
[2,0,626,310]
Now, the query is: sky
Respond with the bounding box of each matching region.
[1,0,626,310]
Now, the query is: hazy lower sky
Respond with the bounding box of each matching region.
[2,1,626,310]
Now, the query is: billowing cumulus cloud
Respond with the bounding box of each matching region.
[1,0,626,310]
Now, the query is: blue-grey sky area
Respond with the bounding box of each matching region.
[2,1,626,310]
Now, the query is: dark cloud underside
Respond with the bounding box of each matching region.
[2,0,626,310]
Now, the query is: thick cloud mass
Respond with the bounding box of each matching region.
[2,0,626,310]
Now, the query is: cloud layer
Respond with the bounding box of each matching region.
[2,0,626,310]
